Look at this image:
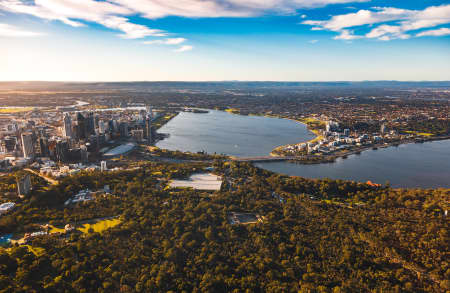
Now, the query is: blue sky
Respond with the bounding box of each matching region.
[0,0,449,81]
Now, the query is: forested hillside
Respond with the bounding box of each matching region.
[0,161,448,292]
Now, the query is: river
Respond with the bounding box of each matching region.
[156,110,450,188]
[156,110,315,157]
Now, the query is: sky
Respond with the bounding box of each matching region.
[0,0,449,82]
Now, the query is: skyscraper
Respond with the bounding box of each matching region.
[39,137,49,157]
[146,105,153,119]
[76,112,86,140]
[86,112,95,135]
[101,161,107,172]
[381,123,386,134]
[17,174,32,198]
[55,140,69,162]
[21,132,35,159]
[145,115,152,144]
[63,113,73,138]
[1,136,17,153]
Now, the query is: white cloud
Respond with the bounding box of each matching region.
[301,14,307,19]
[416,27,450,37]
[110,0,369,19]
[302,8,413,31]
[174,45,193,53]
[302,4,450,41]
[143,38,186,45]
[0,23,44,37]
[365,24,410,40]
[0,0,375,43]
[0,0,164,38]
[98,16,166,38]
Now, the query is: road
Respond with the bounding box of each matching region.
[24,168,59,185]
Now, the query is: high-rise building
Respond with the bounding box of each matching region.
[131,129,144,142]
[380,123,386,134]
[55,140,69,162]
[38,137,49,157]
[101,161,107,172]
[76,112,86,140]
[1,136,17,153]
[98,121,107,134]
[145,115,152,144]
[146,105,153,119]
[80,145,88,163]
[63,113,73,138]
[17,174,32,197]
[112,120,118,133]
[119,122,129,137]
[21,132,35,159]
[86,112,95,135]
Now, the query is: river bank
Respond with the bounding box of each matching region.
[270,117,324,156]
[281,135,450,165]
[257,138,450,188]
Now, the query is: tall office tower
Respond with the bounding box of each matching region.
[7,123,18,132]
[21,132,35,159]
[112,120,118,132]
[98,121,106,134]
[94,114,99,129]
[139,109,147,122]
[145,115,152,144]
[39,137,49,157]
[76,112,86,140]
[80,145,88,163]
[146,105,153,119]
[63,113,73,138]
[2,136,17,153]
[380,123,386,134]
[55,140,69,162]
[17,174,32,197]
[131,129,144,142]
[88,135,100,152]
[86,112,95,135]
[119,122,129,137]
[100,161,107,172]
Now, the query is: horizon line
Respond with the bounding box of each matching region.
[1,80,450,83]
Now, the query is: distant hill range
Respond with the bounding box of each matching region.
[0,80,449,91]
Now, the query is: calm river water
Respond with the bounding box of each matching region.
[157,110,450,188]
[156,110,315,157]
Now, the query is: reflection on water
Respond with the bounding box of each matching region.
[257,140,450,188]
[156,110,315,157]
[156,110,450,188]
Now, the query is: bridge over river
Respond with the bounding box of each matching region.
[231,156,298,162]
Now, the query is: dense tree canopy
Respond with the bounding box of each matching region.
[0,161,448,292]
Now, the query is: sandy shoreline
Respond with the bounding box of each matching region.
[270,117,323,156]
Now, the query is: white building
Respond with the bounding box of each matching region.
[0,202,15,215]
[21,132,34,159]
[101,161,107,172]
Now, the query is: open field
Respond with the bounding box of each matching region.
[169,173,222,191]
[0,107,34,113]
[78,218,121,234]
[405,131,434,136]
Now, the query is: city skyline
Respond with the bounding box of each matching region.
[1,0,450,81]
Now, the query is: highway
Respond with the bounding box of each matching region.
[24,168,59,185]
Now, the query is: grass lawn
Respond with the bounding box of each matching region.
[78,218,121,234]
[0,107,34,113]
